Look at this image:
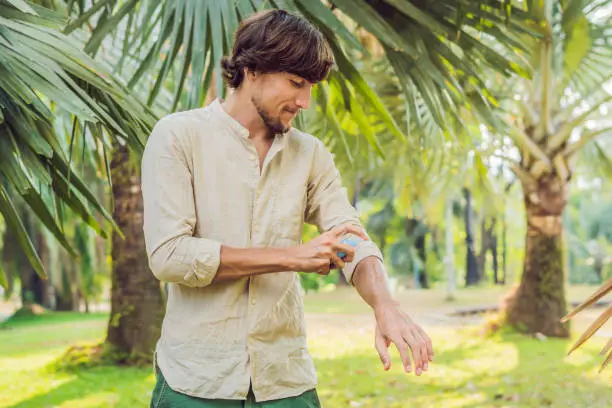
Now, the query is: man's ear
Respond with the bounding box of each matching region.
[244,68,257,81]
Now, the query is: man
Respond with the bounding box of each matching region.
[142,9,433,408]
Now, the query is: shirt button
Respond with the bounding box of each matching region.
[251,298,256,306]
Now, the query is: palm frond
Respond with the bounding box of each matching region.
[65,0,538,140]
[561,278,612,372]
[0,1,157,286]
[559,2,612,103]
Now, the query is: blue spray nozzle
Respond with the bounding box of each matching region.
[337,236,359,259]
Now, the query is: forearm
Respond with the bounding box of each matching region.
[213,246,293,283]
[352,256,397,310]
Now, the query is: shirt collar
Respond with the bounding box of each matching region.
[210,98,250,139]
[209,98,291,147]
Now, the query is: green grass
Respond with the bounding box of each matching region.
[302,284,607,315]
[0,290,611,407]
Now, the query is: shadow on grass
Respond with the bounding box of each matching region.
[8,365,153,408]
[0,312,108,358]
[484,330,612,408]
[312,330,612,408]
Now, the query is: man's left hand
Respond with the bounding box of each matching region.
[373,303,433,376]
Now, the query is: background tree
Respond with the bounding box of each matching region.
[489,0,612,337]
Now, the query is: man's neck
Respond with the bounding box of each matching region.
[221,92,271,140]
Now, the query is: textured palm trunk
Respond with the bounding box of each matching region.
[501,214,507,285]
[405,218,429,289]
[54,249,80,311]
[415,231,429,289]
[478,217,498,284]
[10,212,52,308]
[491,221,499,285]
[105,143,165,364]
[477,218,489,281]
[506,174,570,337]
[463,188,479,286]
[445,197,456,300]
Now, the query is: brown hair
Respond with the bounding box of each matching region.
[221,10,334,88]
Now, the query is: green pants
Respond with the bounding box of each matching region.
[150,367,321,408]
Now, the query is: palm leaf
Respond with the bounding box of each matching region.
[561,278,612,372]
[0,1,157,280]
[65,0,536,140]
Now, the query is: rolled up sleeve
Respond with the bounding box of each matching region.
[141,118,221,287]
[304,140,383,284]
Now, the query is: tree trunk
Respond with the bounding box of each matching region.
[54,248,80,311]
[505,175,569,337]
[477,218,489,281]
[491,218,499,284]
[405,218,428,289]
[593,255,604,283]
[463,188,479,286]
[105,143,165,364]
[415,232,429,289]
[445,198,456,300]
[11,212,52,308]
[501,209,507,285]
[20,266,49,307]
[478,217,498,284]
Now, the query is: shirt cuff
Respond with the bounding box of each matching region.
[183,239,222,287]
[341,238,383,285]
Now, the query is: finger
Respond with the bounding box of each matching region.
[411,327,433,367]
[316,259,330,275]
[391,336,412,374]
[411,330,430,372]
[329,252,345,269]
[332,242,356,261]
[331,224,369,241]
[419,328,434,362]
[403,332,424,376]
[375,331,391,371]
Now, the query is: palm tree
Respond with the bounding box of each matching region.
[0,1,156,290]
[486,0,612,337]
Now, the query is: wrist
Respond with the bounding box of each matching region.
[279,247,298,271]
[373,299,400,315]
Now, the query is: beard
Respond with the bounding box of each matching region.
[251,96,291,135]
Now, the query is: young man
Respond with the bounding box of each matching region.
[142,9,433,408]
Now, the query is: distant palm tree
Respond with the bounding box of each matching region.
[486,0,612,339]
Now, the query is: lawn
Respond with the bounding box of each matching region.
[0,287,610,407]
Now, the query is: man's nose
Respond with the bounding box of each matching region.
[295,87,311,110]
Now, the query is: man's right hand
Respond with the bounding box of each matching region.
[286,224,369,275]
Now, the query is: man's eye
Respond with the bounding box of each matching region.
[291,80,303,88]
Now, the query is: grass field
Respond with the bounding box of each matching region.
[0,286,610,407]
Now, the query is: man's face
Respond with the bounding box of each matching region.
[248,72,313,134]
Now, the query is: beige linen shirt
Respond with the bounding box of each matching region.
[141,99,383,402]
